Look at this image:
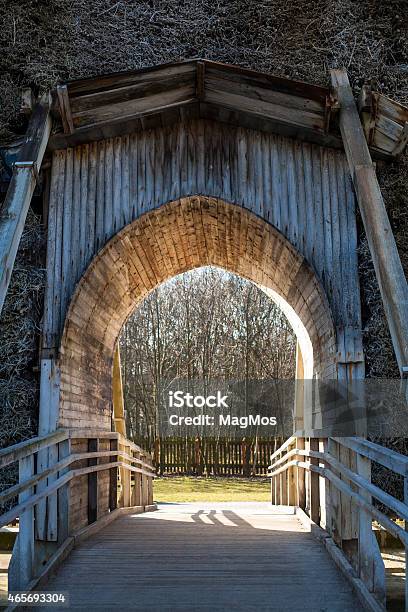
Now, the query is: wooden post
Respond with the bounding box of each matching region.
[140,461,148,507]
[327,438,341,544]
[109,438,118,511]
[356,452,386,604]
[57,439,71,543]
[271,472,275,505]
[88,439,98,524]
[404,475,408,612]
[194,437,202,476]
[154,438,160,475]
[294,343,305,431]
[331,68,408,375]
[132,450,142,507]
[123,445,131,508]
[0,95,51,315]
[36,359,60,542]
[288,462,297,506]
[242,438,250,477]
[112,346,126,435]
[18,455,35,588]
[280,460,288,506]
[309,438,320,524]
[146,456,154,505]
[297,438,306,510]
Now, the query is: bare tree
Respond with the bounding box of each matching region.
[120,266,296,446]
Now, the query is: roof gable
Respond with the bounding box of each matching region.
[49,59,408,158]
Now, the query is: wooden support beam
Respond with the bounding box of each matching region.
[331,69,408,376]
[0,94,51,316]
[112,346,126,436]
[56,85,74,134]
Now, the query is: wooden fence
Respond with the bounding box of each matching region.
[151,437,281,476]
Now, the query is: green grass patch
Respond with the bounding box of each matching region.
[154,476,271,502]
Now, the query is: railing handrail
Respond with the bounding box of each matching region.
[0,448,154,506]
[0,429,156,529]
[0,428,150,471]
[268,435,408,550]
[271,435,408,476]
[0,430,69,469]
[270,435,297,462]
[0,458,156,530]
[332,436,408,476]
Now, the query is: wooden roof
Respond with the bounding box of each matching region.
[49,59,408,158]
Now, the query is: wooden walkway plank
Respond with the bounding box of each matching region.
[39,502,362,611]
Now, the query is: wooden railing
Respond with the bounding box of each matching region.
[0,429,156,590]
[269,436,408,610]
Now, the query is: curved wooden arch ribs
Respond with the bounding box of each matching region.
[60,196,335,430]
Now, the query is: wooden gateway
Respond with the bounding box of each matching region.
[1,60,408,603]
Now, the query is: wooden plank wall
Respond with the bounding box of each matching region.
[45,118,362,364]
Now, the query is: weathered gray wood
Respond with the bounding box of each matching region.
[45,120,361,367]
[0,429,67,469]
[38,503,362,611]
[309,438,320,524]
[18,455,35,589]
[57,439,71,544]
[331,68,408,375]
[404,475,408,612]
[36,359,61,541]
[333,437,408,476]
[0,95,51,315]
[88,439,98,524]
[56,85,74,134]
[356,453,386,605]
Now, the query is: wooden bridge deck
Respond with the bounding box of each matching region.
[39,502,362,611]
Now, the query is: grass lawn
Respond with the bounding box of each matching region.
[153,476,271,502]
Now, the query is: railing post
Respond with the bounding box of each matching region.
[405,474,408,612]
[10,455,35,589]
[140,453,147,507]
[280,449,288,506]
[288,442,297,506]
[270,455,275,505]
[327,439,341,544]
[309,437,320,524]
[88,438,98,524]
[132,450,142,507]
[109,438,118,511]
[276,448,282,505]
[146,455,154,506]
[123,444,131,508]
[57,439,71,542]
[356,452,386,605]
[296,438,306,510]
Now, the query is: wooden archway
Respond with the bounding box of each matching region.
[59,196,335,430]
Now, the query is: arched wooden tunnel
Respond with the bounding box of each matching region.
[60,196,336,431]
[4,62,408,607]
